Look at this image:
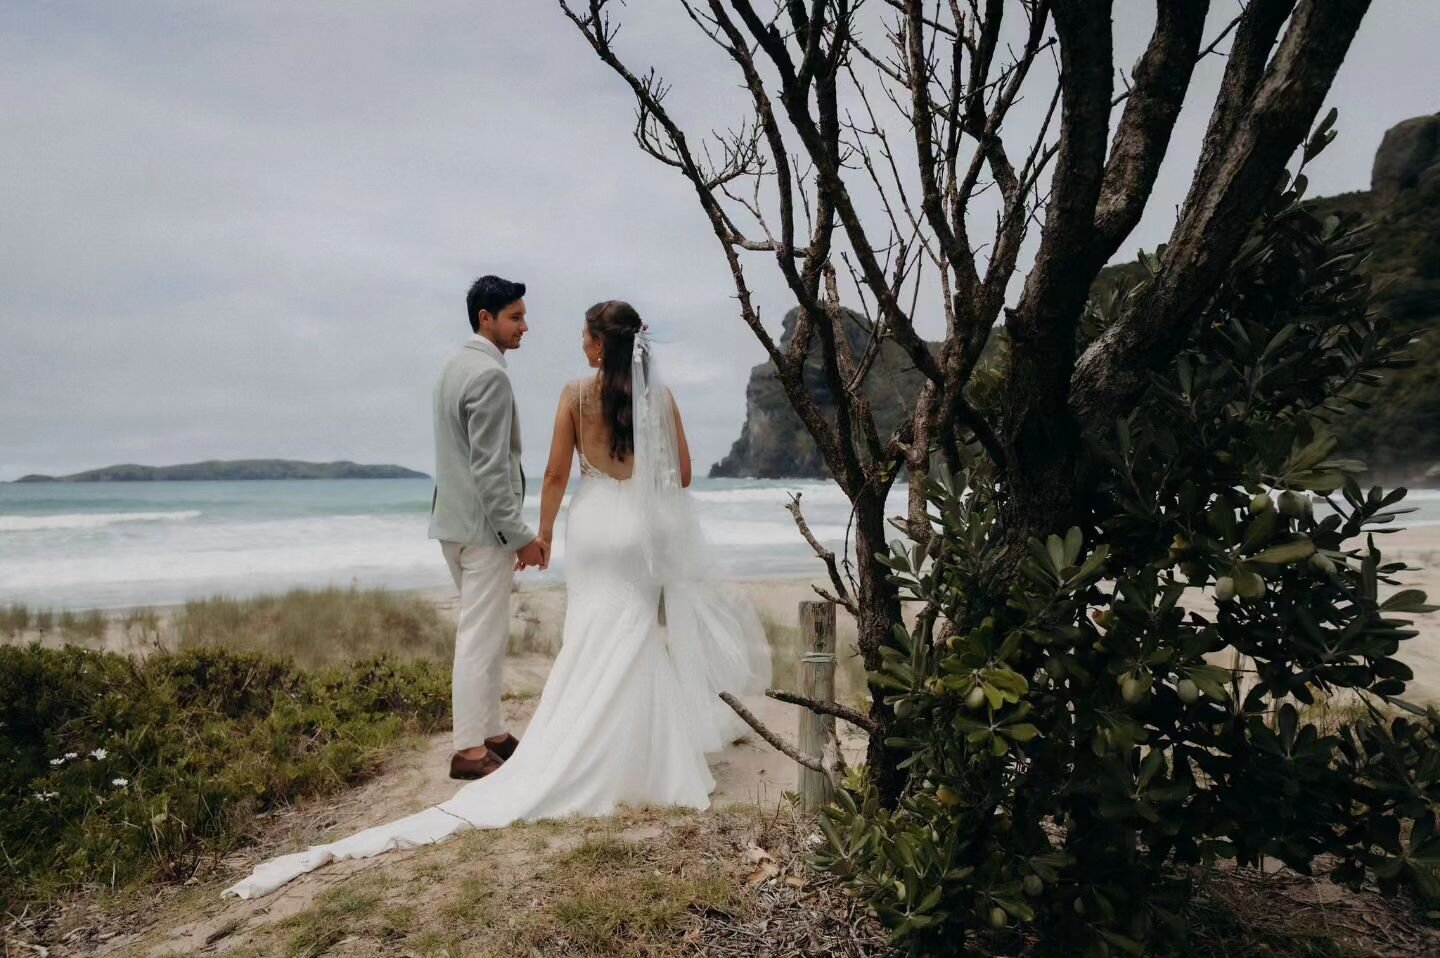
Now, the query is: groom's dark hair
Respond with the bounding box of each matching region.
[466,275,526,332]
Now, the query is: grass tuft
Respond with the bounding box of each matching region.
[563,834,648,869]
[282,877,388,957]
[57,608,106,641]
[546,871,738,952]
[2,603,32,636]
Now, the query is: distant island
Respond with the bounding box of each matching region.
[13,459,429,483]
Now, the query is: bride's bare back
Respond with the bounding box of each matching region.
[568,378,636,481]
[537,377,693,545]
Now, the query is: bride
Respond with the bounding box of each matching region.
[224,300,771,899]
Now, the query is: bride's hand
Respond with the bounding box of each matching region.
[515,537,547,571]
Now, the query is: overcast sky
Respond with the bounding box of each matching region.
[2,2,1436,481]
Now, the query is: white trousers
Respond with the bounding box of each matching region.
[441,541,515,750]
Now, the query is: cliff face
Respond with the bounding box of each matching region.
[712,115,1440,482]
[1372,113,1440,201]
[709,308,932,479]
[1320,113,1440,485]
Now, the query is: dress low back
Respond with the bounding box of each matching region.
[224,363,771,900]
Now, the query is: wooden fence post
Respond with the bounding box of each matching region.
[798,600,837,812]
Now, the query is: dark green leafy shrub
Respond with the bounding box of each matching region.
[814,133,1440,954]
[0,644,449,910]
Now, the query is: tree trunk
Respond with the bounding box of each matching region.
[997,308,1087,556]
[852,488,905,804]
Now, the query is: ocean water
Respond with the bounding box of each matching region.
[0,478,905,610]
[3,479,1438,611]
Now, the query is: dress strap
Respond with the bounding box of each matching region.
[572,380,600,477]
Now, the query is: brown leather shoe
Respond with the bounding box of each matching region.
[450,747,504,780]
[486,733,521,761]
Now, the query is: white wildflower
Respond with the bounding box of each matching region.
[90,748,108,760]
[32,791,59,802]
[111,777,129,787]
[49,757,65,766]
[63,751,79,760]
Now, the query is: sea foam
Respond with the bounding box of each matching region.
[0,510,203,532]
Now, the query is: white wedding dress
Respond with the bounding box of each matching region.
[224,336,770,899]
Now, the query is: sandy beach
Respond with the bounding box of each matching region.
[7,524,1440,705]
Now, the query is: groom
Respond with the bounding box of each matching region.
[429,274,549,781]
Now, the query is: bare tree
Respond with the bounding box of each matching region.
[557,0,1371,801]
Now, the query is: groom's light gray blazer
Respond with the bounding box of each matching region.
[427,336,534,550]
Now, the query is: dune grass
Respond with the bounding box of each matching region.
[1,602,32,636]
[4,604,108,641]
[122,606,162,638]
[506,593,554,655]
[58,608,107,641]
[175,587,453,669]
[0,643,449,913]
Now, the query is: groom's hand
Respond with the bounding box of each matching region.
[515,537,548,571]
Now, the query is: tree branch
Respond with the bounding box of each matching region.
[787,492,859,615]
[1092,0,1210,257]
[767,688,881,734]
[720,691,828,775]
[1193,0,1299,192]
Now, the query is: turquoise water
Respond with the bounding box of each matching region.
[0,478,883,609]
[3,479,1438,610]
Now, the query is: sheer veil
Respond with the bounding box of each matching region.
[631,330,772,750]
[629,329,682,575]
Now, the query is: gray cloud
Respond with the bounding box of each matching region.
[2,2,1435,480]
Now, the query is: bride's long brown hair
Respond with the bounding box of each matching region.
[585,300,644,461]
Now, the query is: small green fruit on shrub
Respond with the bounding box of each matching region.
[1233,569,1265,600]
[1120,673,1147,704]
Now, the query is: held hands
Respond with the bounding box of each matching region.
[515,535,550,572]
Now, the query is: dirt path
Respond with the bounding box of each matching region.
[99,651,815,958]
